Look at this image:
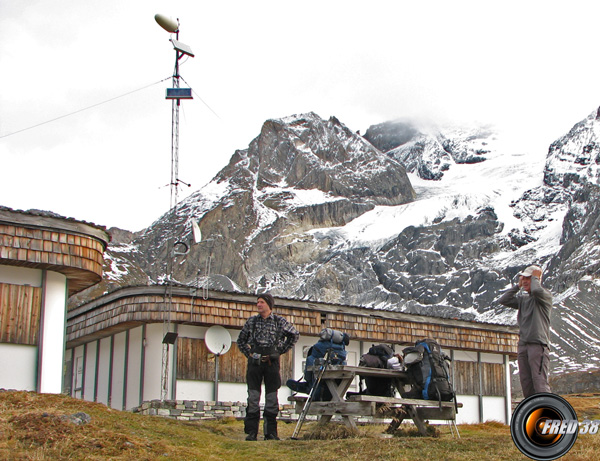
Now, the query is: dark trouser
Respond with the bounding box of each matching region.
[518,343,551,398]
[244,359,281,437]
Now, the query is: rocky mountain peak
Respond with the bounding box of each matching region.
[544,106,600,192]
[219,113,416,206]
[365,120,498,180]
[70,107,600,379]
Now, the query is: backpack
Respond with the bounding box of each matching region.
[287,329,349,401]
[356,344,395,397]
[401,339,455,403]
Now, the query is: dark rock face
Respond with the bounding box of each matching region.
[367,208,505,313]
[364,120,419,152]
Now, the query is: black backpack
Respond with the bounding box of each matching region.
[401,339,455,403]
[355,344,395,397]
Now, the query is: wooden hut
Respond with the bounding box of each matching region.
[66,285,518,424]
[0,207,109,393]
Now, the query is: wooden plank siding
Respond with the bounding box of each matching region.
[0,215,109,295]
[176,337,294,384]
[67,286,519,358]
[452,361,505,396]
[0,283,42,345]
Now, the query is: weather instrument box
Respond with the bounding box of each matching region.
[166,88,193,100]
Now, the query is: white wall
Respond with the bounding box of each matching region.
[177,379,221,401]
[143,323,169,402]
[453,350,478,362]
[0,265,42,286]
[178,325,206,339]
[0,344,37,390]
[126,326,144,410]
[83,342,98,402]
[110,332,126,410]
[38,271,67,393]
[72,345,84,399]
[63,321,512,425]
[455,395,480,424]
[482,396,507,423]
[66,323,175,408]
[480,352,504,364]
[96,337,111,405]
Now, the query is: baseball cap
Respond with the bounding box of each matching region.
[519,265,542,277]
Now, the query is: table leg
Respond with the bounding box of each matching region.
[405,405,429,436]
[319,377,358,430]
[386,407,407,433]
[323,377,353,402]
[341,415,358,430]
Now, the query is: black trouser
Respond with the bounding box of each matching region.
[245,358,281,437]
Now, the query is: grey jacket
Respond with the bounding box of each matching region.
[498,276,553,346]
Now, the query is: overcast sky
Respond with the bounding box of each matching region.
[2,1,600,232]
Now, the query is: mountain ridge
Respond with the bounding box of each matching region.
[70,107,600,379]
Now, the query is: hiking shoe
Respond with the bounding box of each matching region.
[264,434,280,440]
[245,433,257,441]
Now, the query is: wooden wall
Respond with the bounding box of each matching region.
[67,287,519,357]
[176,337,294,384]
[0,283,42,345]
[0,219,108,295]
[452,361,505,396]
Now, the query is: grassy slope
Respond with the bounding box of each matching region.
[1,391,599,460]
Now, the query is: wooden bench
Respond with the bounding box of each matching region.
[346,394,461,419]
[345,394,462,436]
[288,395,376,420]
[288,365,462,437]
[288,393,462,436]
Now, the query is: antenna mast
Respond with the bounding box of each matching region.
[155,14,195,401]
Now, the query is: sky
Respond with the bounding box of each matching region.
[2,0,600,232]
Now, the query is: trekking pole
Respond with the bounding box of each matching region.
[290,349,334,440]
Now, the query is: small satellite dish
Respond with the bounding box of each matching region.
[192,220,202,244]
[155,14,179,33]
[205,326,231,355]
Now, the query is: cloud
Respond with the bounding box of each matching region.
[1,0,600,231]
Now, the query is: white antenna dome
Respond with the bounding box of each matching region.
[155,14,179,33]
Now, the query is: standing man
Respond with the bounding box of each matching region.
[237,293,299,441]
[498,265,553,398]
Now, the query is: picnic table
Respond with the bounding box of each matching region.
[288,365,460,437]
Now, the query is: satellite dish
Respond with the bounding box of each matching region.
[155,14,179,33]
[192,220,202,244]
[205,326,231,355]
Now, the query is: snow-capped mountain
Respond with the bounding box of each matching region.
[72,108,600,381]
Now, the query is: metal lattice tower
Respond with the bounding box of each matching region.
[155,14,194,401]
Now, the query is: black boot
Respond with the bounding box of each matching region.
[244,412,259,441]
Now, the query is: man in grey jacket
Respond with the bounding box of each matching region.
[498,265,553,398]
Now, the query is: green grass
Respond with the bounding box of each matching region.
[2,391,599,460]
